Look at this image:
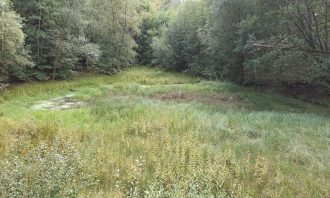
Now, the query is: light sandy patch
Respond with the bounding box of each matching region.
[32,94,84,110]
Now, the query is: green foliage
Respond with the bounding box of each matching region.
[86,0,140,72]
[0,119,96,197]
[0,0,31,83]
[152,0,330,93]
[79,43,102,70]
[135,0,172,65]
[237,0,330,90]
[119,140,282,197]
[0,139,96,197]
[152,0,208,72]
[2,0,329,94]
[7,0,142,81]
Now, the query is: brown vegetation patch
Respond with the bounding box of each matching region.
[157,92,190,101]
[152,91,251,110]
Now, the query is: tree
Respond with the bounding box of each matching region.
[84,0,140,73]
[152,0,208,72]
[238,0,330,89]
[0,0,31,83]
[151,0,329,93]
[135,0,174,65]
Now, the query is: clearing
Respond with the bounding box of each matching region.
[0,67,329,197]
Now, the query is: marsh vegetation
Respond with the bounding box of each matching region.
[1,67,329,197]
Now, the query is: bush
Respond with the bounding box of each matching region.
[115,134,283,197]
[0,138,96,197]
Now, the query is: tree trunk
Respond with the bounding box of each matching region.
[1,3,5,58]
[52,66,56,81]
[89,10,93,42]
[111,0,115,29]
[326,0,329,56]
[239,54,245,85]
[117,0,128,66]
[37,0,42,65]
[109,0,116,62]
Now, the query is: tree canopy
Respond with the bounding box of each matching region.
[0,0,329,94]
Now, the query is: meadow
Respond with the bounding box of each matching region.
[0,67,329,197]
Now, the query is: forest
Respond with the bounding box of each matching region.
[0,0,330,197]
[1,0,329,94]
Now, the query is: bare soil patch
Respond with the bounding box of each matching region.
[32,94,84,110]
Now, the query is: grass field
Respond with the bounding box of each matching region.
[0,66,329,197]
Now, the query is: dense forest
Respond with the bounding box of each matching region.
[1,0,329,94]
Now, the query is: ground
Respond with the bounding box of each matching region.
[0,66,329,197]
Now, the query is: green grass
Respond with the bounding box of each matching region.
[0,66,329,197]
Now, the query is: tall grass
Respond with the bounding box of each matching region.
[0,66,329,197]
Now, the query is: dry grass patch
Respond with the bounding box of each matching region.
[151,91,252,110]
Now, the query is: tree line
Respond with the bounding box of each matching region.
[148,0,330,94]
[1,0,329,94]
[0,0,142,82]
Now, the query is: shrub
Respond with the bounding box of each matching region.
[0,138,96,197]
[115,134,283,197]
